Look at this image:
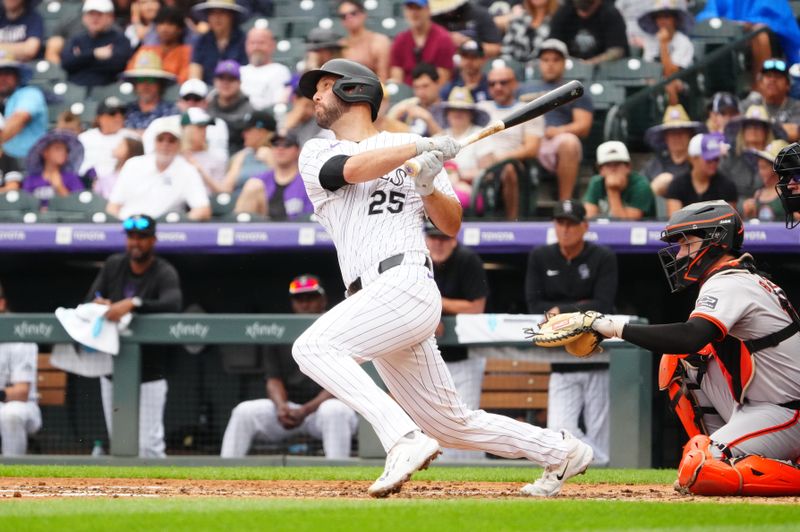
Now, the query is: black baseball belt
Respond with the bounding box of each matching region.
[347,253,433,297]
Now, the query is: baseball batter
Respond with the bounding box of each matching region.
[591,200,800,495]
[293,59,593,498]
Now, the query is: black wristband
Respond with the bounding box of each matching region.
[0,389,6,402]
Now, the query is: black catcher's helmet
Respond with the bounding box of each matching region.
[298,59,383,121]
[774,141,800,228]
[658,200,744,293]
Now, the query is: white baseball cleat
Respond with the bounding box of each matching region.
[520,430,594,497]
[367,431,441,498]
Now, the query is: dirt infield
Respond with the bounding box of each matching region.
[0,477,798,503]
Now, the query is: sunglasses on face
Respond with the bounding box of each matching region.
[338,9,361,19]
[273,140,296,148]
[488,79,513,87]
[182,95,204,102]
[123,216,151,231]
[137,77,161,84]
[763,59,787,72]
[156,135,178,144]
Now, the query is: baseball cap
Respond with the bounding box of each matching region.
[423,220,449,238]
[596,140,630,165]
[458,40,484,57]
[97,96,126,115]
[709,91,739,114]
[243,110,276,131]
[214,60,241,79]
[537,38,569,58]
[688,132,728,161]
[122,214,157,237]
[149,115,182,140]
[289,275,325,296]
[181,107,213,126]
[552,200,586,223]
[272,131,299,147]
[83,0,114,13]
[762,58,789,77]
[404,0,428,6]
[306,28,344,52]
[179,78,209,99]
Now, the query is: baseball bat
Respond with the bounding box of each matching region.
[404,80,585,176]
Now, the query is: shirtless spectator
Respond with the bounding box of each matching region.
[338,0,390,81]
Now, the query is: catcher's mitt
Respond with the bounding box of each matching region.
[524,311,605,358]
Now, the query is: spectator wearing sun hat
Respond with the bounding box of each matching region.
[721,104,786,200]
[742,139,791,221]
[207,59,254,154]
[126,6,193,85]
[637,0,694,105]
[122,50,179,133]
[61,0,133,87]
[22,129,86,207]
[583,140,655,220]
[107,115,211,220]
[188,0,248,85]
[641,104,703,196]
[435,86,488,193]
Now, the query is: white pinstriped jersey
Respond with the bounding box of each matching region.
[690,267,800,405]
[299,132,458,287]
[0,343,37,402]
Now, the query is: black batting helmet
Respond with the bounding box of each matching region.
[298,59,383,121]
[657,200,744,293]
[774,141,800,228]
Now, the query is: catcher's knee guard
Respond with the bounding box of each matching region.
[677,435,800,496]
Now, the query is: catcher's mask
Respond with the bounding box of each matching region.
[657,200,743,293]
[773,141,800,228]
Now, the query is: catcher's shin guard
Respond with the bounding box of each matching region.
[659,355,708,438]
[677,435,800,496]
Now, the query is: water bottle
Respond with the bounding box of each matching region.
[91,439,105,457]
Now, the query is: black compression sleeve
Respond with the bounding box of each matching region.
[621,317,722,353]
[319,155,350,191]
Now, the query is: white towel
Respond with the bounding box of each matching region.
[55,303,132,355]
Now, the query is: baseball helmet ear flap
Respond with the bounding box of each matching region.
[774,142,800,228]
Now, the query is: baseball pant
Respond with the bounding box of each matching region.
[0,401,41,456]
[100,377,168,458]
[440,357,487,461]
[689,359,800,460]
[293,262,569,466]
[547,369,610,466]
[220,398,358,458]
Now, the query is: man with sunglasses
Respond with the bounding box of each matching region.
[581,200,800,496]
[743,58,800,142]
[221,275,358,459]
[474,66,544,219]
[78,96,134,181]
[88,214,183,457]
[107,116,211,220]
[339,0,390,81]
[174,78,229,161]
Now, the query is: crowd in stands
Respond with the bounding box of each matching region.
[0,0,798,223]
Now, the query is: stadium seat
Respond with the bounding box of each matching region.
[87,82,137,105]
[275,0,330,18]
[594,58,662,87]
[39,0,81,37]
[563,59,595,82]
[0,190,40,221]
[690,17,747,96]
[48,82,89,124]
[211,193,236,218]
[31,60,66,84]
[583,82,626,162]
[366,16,407,38]
[47,191,108,222]
[288,17,321,39]
[364,0,395,20]
[385,81,413,102]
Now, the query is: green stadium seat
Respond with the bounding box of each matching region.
[47,191,108,222]
[211,193,236,218]
[690,17,747,96]
[275,0,331,18]
[31,60,66,84]
[385,81,413,102]
[39,1,81,37]
[363,0,395,20]
[87,82,137,104]
[594,58,662,87]
[0,190,40,220]
[563,59,595,82]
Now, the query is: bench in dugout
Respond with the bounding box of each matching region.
[480,359,550,425]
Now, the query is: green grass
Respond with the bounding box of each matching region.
[1,498,799,531]
[1,466,797,531]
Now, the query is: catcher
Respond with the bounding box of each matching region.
[531,200,800,496]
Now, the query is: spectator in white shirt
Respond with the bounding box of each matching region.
[240,27,291,111]
[79,96,135,180]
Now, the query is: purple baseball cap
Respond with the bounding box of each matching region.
[688,133,729,161]
[214,60,241,79]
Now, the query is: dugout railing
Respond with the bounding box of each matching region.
[0,314,651,468]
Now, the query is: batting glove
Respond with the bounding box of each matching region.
[591,315,625,339]
[415,136,461,161]
[409,150,443,196]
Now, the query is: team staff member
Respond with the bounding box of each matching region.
[425,222,488,461]
[88,214,182,458]
[293,58,593,499]
[590,200,800,495]
[525,200,617,466]
[220,275,358,459]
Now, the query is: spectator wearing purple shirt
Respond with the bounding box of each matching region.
[23,129,85,206]
[234,132,312,220]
